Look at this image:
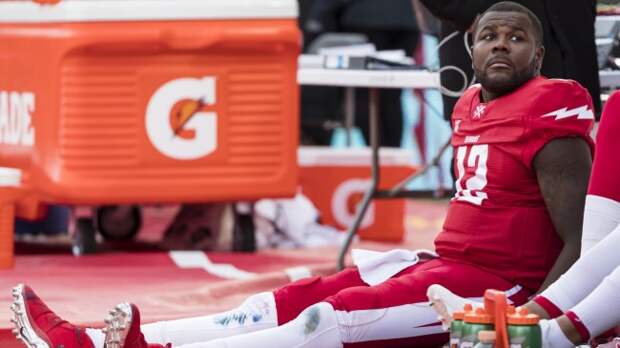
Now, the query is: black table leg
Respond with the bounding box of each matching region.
[337,87,381,270]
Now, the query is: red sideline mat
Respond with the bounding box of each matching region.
[0,199,446,347]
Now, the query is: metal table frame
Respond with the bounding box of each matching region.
[297,68,441,269]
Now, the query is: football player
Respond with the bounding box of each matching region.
[10,2,596,348]
[429,87,620,348]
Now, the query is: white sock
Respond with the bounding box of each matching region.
[85,328,106,348]
[539,319,574,348]
[540,223,620,312]
[581,195,620,254]
[174,302,343,348]
[571,264,620,339]
[426,284,481,329]
[141,292,278,346]
[427,284,479,314]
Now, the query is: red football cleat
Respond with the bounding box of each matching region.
[10,283,95,348]
[104,302,169,348]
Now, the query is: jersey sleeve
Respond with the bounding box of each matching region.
[521,79,595,170]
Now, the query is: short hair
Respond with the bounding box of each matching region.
[476,1,543,46]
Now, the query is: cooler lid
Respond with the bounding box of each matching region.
[0,0,298,23]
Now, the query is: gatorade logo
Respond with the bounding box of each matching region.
[332,179,375,229]
[0,91,35,147]
[146,77,217,160]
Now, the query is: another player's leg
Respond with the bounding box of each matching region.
[104,267,369,348]
[581,90,620,254]
[531,223,620,317]
[582,194,620,254]
[539,264,620,348]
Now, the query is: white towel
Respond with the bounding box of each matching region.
[352,248,438,286]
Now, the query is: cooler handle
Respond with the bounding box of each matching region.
[484,289,510,348]
[160,28,291,50]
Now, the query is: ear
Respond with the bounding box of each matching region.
[535,45,545,70]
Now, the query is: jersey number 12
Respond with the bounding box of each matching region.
[455,144,489,205]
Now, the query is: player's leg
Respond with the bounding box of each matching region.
[428,223,620,322]
[102,267,370,348]
[168,302,343,348]
[12,284,272,348]
[10,268,367,348]
[581,90,620,254]
[138,292,278,345]
[175,259,530,348]
[539,263,620,348]
[428,273,620,348]
[105,302,338,348]
[323,259,528,347]
[138,268,368,345]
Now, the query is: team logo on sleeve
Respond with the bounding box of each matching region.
[145,77,217,160]
[473,104,486,119]
[542,105,594,120]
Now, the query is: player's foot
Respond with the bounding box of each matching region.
[10,283,95,348]
[426,284,479,328]
[104,302,169,348]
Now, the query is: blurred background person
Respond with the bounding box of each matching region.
[416,0,601,121]
[301,0,420,147]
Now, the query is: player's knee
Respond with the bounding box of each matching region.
[297,302,338,331]
[294,302,342,342]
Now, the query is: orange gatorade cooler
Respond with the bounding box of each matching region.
[298,146,417,242]
[0,168,23,268]
[0,0,300,220]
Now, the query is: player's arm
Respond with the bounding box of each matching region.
[533,137,592,292]
[305,0,348,33]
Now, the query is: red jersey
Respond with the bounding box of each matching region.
[435,77,595,292]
